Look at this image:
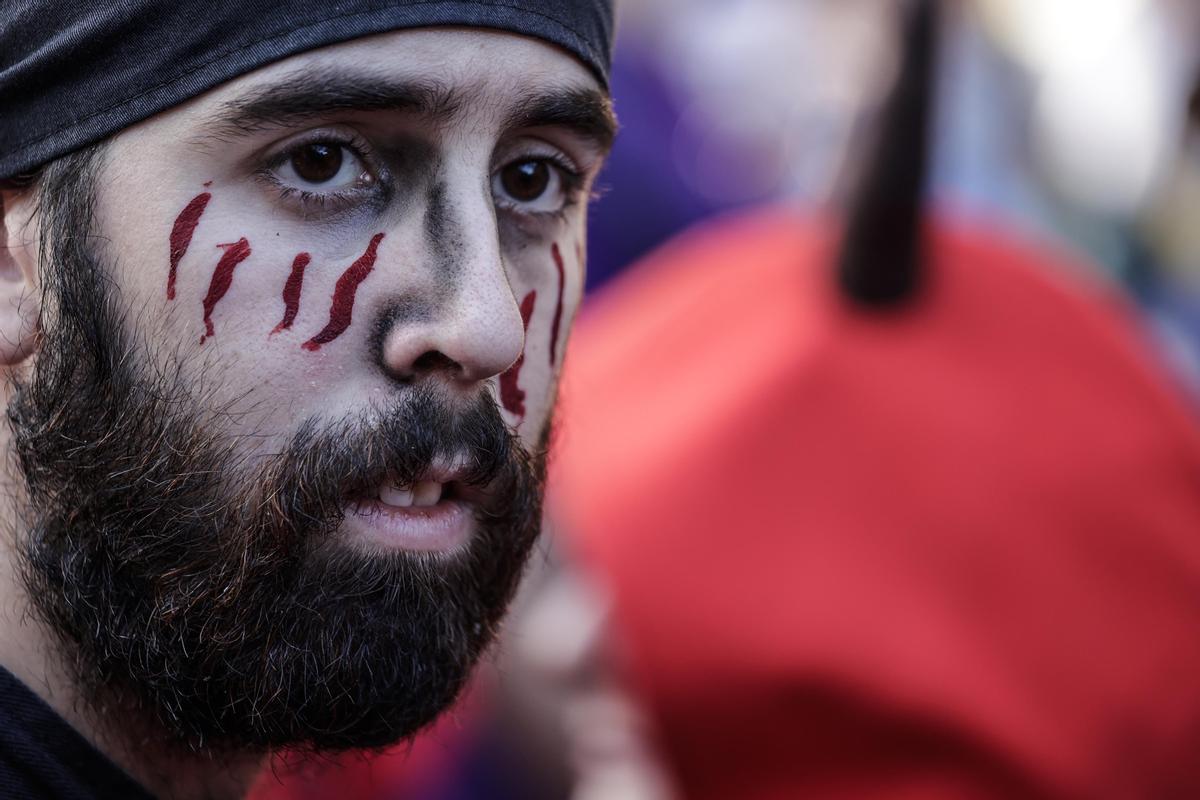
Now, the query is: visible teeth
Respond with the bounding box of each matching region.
[380,484,415,507]
[412,480,443,507]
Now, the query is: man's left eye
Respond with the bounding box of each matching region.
[492,159,570,214]
[275,142,369,190]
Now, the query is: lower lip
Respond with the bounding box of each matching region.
[342,498,475,553]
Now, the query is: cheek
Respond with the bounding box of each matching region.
[100,190,353,403]
[270,253,312,336]
[499,238,584,431]
[298,232,385,352]
[95,171,411,443]
[139,187,388,351]
[549,242,567,366]
[549,239,586,363]
[505,237,583,348]
[499,291,538,419]
[166,191,212,301]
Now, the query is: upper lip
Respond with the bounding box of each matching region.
[374,454,491,509]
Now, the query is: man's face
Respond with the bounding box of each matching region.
[8,27,610,754]
[104,26,607,482]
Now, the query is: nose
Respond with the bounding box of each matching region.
[377,184,525,385]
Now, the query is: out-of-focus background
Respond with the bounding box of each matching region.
[257,2,1200,798]
[587,0,1200,384]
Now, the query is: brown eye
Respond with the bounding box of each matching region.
[290,143,344,184]
[500,160,551,202]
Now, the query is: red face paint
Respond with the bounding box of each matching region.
[199,238,252,344]
[167,192,212,300]
[302,233,385,352]
[499,291,537,418]
[270,252,311,336]
[549,243,566,366]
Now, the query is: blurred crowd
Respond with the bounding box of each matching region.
[256,1,1200,798]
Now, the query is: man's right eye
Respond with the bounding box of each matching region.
[274,141,371,191]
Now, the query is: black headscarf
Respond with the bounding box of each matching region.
[0,0,615,180]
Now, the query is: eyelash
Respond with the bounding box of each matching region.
[271,184,365,214]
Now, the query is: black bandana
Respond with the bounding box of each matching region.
[0,0,615,180]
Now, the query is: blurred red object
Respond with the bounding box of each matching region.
[551,207,1200,799]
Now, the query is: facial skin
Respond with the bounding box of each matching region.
[108,26,608,466]
[0,27,612,800]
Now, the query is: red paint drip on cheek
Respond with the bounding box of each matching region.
[271,252,311,336]
[199,238,252,344]
[302,233,385,352]
[549,243,566,366]
[167,192,212,300]
[499,291,537,418]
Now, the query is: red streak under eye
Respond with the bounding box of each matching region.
[271,252,311,336]
[167,192,212,300]
[302,233,385,352]
[499,291,537,418]
[199,238,252,344]
[549,243,566,366]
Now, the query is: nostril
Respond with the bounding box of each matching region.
[411,350,461,376]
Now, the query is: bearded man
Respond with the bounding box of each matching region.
[0,3,615,798]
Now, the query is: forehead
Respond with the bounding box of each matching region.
[236,26,594,100]
[147,27,608,143]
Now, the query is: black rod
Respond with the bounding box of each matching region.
[837,0,939,307]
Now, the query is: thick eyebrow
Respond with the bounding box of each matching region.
[505,87,618,154]
[198,70,462,141]
[195,69,617,154]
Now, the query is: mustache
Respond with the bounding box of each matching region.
[250,384,522,539]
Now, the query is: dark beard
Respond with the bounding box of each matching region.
[8,151,545,755]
